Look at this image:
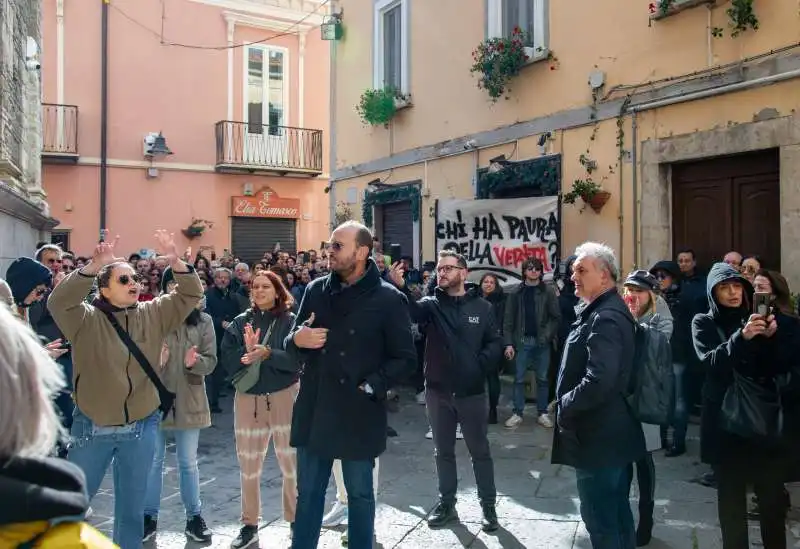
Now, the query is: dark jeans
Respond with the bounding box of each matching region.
[291,447,376,549]
[426,388,496,505]
[717,458,786,549]
[205,345,226,407]
[413,338,426,393]
[486,368,500,411]
[632,453,656,515]
[575,466,636,549]
[660,362,688,449]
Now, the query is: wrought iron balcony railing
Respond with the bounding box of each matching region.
[42,104,79,160]
[215,121,323,175]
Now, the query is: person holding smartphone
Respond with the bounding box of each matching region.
[691,262,795,549]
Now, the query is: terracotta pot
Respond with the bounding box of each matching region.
[583,190,611,213]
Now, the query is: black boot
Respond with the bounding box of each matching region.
[481,503,499,532]
[636,501,654,546]
[488,407,498,425]
[427,500,458,528]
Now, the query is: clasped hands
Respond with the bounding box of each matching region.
[241,323,272,365]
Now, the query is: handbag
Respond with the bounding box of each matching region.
[716,326,785,441]
[230,318,277,393]
[101,310,176,420]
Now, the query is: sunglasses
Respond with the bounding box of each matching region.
[326,241,344,252]
[118,274,144,285]
[35,287,47,296]
[62,264,75,272]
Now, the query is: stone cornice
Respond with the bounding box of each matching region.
[0,183,59,230]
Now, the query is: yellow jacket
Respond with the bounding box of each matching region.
[0,520,117,549]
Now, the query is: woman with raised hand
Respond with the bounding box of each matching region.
[221,269,300,549]
[47,230,203,549]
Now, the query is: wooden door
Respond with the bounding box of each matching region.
[672,149,780,272]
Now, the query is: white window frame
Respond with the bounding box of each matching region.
[487,0,548,61]
[242,44,290,130]
[373,0,409,94]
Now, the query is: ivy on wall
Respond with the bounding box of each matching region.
[361,184,422,227]
[476,154,562,198]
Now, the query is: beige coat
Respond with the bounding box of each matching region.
[48,268,203,426]
[159,312,217,430]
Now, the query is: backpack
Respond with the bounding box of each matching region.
[626,316,674,425]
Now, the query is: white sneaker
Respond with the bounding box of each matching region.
[455,424,464,440]
[415,391,426,405]
[425,428,433,439]
[85,506,94,519]
[322,501,348,527]
[537,413,554,428]
[505,414,523,428]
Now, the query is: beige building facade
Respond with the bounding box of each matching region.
[329,0,800,288]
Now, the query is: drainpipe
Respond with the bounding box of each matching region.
[624,67,800,264]
[617,118,624,273]
[99,0,109,237]
[631,110,639,267]
[327,4,338,231]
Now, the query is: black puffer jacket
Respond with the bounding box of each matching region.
[221,307,298,395]
[691,262,799,465]
[403,282,504,397]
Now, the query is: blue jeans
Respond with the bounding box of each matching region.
[68,408,159,549]
[660,362,688,449]
[575,466,636,549]
[291,448,376,549]
[513,339,551,416]
[143,428,202,519]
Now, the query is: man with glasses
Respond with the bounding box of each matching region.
[288,221,416,549]
[388,249,503,533]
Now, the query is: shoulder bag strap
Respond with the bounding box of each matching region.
[101,310,175,419]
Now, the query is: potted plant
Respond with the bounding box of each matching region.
[562,154,611,213]
[356,87,411,127]
[470,26,532,102]
[182,218,214,239]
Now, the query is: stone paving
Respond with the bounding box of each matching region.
[86,388,800,548]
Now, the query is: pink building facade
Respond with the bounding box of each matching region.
[40,0,331,263]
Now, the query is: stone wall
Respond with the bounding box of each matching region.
[0,0,55,271]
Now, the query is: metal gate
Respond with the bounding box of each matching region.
[231,217,297,265]
[380,201,413,262]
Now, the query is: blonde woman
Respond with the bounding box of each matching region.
[143,268,217,543]
[622,270,673,547]
[221,270,300,549]
[0,303,115,548]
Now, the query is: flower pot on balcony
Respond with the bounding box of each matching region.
[583,190,611,213]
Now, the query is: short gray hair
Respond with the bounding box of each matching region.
[213,267,232,277]
[575,241,620,282]
[0,303,65,457]
[234,262,249,271]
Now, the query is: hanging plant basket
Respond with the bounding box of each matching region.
[181,218,214,239]
[584,190,611,213]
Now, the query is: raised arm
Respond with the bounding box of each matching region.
[387,262,433,323]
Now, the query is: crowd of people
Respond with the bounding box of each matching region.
[0,226,797,549]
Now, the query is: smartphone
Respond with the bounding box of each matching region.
[389,244,402,263]
[753,292,771,316]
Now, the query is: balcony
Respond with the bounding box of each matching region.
[41,104,79,164]
[215,121,323,177]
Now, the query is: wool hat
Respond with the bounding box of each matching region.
[649,260,680,280]
[5,257,52,306]
[624,269,659,292]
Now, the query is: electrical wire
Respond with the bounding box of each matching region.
[109,0,331,51]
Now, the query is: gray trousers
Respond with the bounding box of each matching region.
[426,388,496,505]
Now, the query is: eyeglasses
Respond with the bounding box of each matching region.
[436,265,464,275]
[118,274,144,285]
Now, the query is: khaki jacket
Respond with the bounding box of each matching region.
[48,268,203,426]
[159,312,216,430]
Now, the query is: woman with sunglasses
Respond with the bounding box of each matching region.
[47,231,204,549]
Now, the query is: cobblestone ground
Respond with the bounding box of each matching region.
[87,388,800,548]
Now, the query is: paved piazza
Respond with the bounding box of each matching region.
[86,388,800,548]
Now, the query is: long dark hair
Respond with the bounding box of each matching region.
[755,268,796,317]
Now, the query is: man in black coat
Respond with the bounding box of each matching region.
[552,242,646,549]
[388,249,503,533]
[287,221,416,549]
